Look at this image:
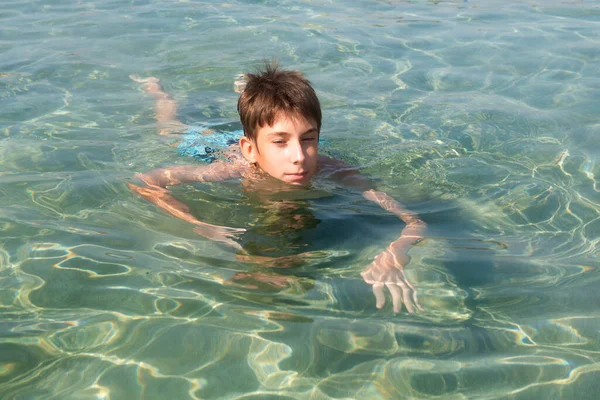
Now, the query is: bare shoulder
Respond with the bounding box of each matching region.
[222,144,248,165]
[318,154,359,175]
[317,155,373,190]
[208,156,249,178]
[163,158,247,184]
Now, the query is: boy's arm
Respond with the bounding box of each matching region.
[135,163,242,187]
[324,157,426,313]
[360,189,426,313]
[128,163,246,251]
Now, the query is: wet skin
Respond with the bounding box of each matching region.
[239,114,319,186]
[128,76,426,313]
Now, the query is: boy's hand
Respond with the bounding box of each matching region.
[128,182,246,252]
[128,182,189,213]
[361,249,423,313]
[193,223,246,253]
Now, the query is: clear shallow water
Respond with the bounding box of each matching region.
[1,0,599,398]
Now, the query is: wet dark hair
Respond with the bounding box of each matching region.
[237,61,322,141]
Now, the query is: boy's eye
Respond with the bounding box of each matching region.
[273,140,285,144]
[302,137,317,142]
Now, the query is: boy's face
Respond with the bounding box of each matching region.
[240,113,319,185]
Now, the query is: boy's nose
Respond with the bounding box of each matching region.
[290,141,305,164]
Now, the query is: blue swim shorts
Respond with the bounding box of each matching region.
[177,123,244,162]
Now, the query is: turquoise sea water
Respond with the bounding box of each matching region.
[1,0,600,398]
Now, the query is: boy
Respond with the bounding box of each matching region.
[128,63,426,313]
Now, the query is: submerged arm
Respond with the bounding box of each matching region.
[128,163,246,250]
[135,163,243,187]
[361,189,426,313]
[324,155,427,312]
[363,189,426,251]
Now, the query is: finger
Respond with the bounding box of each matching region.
[399,273,423,312]
[227,230,247,239]
[129,74,144,83]
[360,271,373,283]
[372,283,386,309]
[218,226,247,235]
[222,238,245,252]
[400,280,423,312]
[129,75,159,84]
[394,279,415,314]
[223,231,243,241]
[401,285,416,314]
[414,289,424,312]
[403,275,415,291]
[127,182,145,194]
[362,277,377,284]
[218,239,244,253]
[385,283,404,313]
[134,173,157,188]
[198,227,245,253]
[360,266,375,283]
[224,233,246,250]
[226,226,247,234]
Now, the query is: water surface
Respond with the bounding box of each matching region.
[1,0,599,398]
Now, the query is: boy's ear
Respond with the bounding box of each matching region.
[239,136,257,163]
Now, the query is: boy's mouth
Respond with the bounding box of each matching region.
[285,172,309,182]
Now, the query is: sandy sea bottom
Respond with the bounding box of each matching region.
[1,0,599,398]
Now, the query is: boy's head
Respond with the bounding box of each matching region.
[237,62,322,185]
[237,62,322,141]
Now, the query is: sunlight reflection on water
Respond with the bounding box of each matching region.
[1,0,599,398]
